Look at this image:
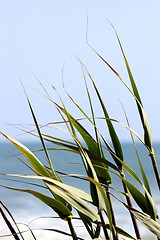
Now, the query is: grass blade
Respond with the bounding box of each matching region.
[131,209,160,238]
[5,173,100,223]
[22,85,59,180]
[111,24,152,150]
[81,63,123,170]
[1,132,52,178]
[0,184,72,220]
[121,103,151,195]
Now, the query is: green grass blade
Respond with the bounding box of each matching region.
[82,64,123,169]
[0,184,72,220]
[82,65,111,184]
[43,135,79,153]
[144,188,159,221]
[62,64,111,184]
[69,114,111,184]
[76,143,104,211]
[122,179,148,213]
[6,173,100,222]
[24,91,59,180]
[110,166,158,220]
[0,202,22,240]
[131,209,160,238]
[84,175,115,237]
[121,103,151,195]
[109,22,152,151]
[1,132,52,178]
[87,27,152,151]
[52,97,105,210]
[43,134,119,172]
[1,132,72,211]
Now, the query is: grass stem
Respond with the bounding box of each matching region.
[99,211,110,240]
[150,152,160,191]
[106,187,119,240]
[67,217,78,240]
[122,180,141,239]
[0,206,20,240]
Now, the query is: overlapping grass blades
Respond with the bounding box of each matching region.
[114,29,160,191]
[131,209,160,238]
[0,184,72,220]
[0,201,22,240]
[0,132,52,178]
[63,66,112,185]
[0,132,101,239]
[1,22,160,240]
[1,173,99,222]
[122,105,151,195]
[50,91,114,239]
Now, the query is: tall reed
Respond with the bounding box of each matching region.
[1,24,160,240]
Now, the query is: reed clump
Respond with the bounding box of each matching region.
[0,24,160,240]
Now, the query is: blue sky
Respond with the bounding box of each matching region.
[1,1,160,142]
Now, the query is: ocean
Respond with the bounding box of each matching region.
[0,141,160,240]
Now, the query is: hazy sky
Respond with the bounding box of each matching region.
[1,1,160,142]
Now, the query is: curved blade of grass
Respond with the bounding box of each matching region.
[82,65,111,184]
[80,62,123,170]
[23,88,60,181]
[0,203,22,240]
[0,132,52,178]
[87,25,152,151]
[4,174,93,202]
[110,23,152,151]
[78,211,100,239]
[121,103,151,195]
[83,175,116,237]
[0,184,72,220]
[130,209,160,238]
[67,111,111,183]
[5,173,99,222]
[75,140,104,211]
[0,132,72,210]
[43,134,119,172]
[109,165,158,220]
[62,66,111,184]
[104,224,136,240]
[52,92,104,211]
[51,88,99,155]
[43,135,79,153]
[122,179,148,214]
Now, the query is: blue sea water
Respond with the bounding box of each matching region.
[0,141,160,239]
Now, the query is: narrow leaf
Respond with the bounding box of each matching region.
[110,22,152,151]
[81,63,123,169]
[131,209,160,238]
[1,132,51,178]
[0,184,72,220]
[5,173,99,223]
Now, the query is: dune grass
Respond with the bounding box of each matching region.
[0,24,160,240]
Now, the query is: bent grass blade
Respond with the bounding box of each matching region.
[24,90,59,181]
[4,173,99,223]
[130,209,160,238]
[51,91,104,212]
[0,132,52,178]
[0,184,72,220]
